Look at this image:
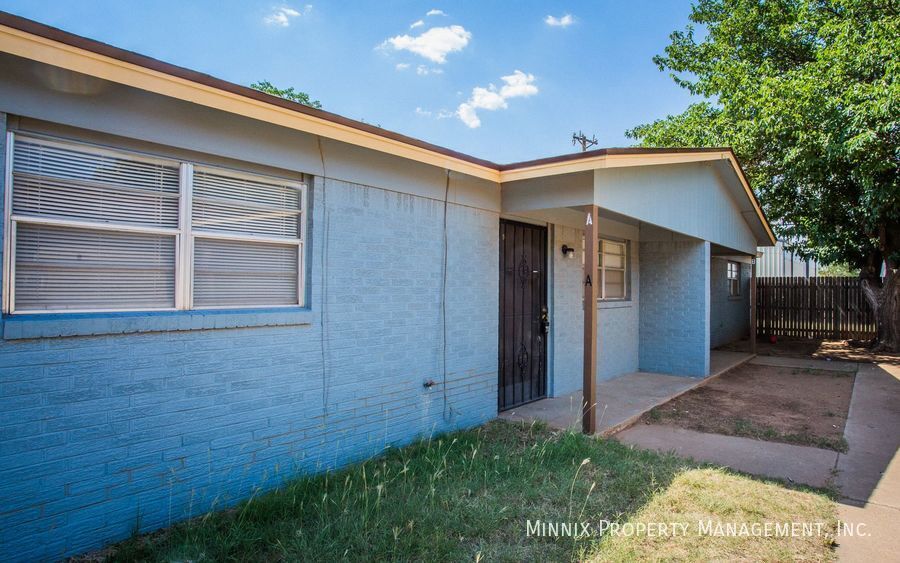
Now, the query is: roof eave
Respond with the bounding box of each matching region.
[0,10,776,244]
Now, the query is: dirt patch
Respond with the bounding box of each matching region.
[719,337,900,365]
[642,362,854,452]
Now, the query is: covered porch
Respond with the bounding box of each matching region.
[500,350,754,435]
[498,150,772,433]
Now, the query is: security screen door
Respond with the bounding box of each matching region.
[498,219,548,411]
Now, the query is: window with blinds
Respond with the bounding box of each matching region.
[191,167,303,307]
[3,133,306,313]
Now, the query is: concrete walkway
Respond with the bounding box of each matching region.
[613,354,900,561]
[500,350,754,436]
[617,424,838,487]
[834,361,900,562]
[750,354,858,373]
[616,354,857,488]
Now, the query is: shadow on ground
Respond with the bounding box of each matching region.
[71,420,837,562]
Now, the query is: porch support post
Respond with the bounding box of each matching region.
[582,205,599,434]
[750,255,758,354]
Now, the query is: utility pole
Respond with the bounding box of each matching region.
[572,131,598,152]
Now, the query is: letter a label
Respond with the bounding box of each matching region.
[585,213,593,226]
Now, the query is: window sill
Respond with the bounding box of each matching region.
[2,308,314,340]
[597,299,634,310]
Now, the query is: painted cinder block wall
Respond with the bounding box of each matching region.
[551,224,640,397]
[0,134,499,560]
[709,258,751,348]
[638,239,711,377]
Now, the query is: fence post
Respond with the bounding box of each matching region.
[750,257,757,353]
[833,279,841,340]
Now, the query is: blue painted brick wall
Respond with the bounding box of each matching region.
[638,240,710,377]
[551,225,640,397]
[709,258,751,348]
[0,177,499,561]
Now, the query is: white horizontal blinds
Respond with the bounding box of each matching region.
[191,166,303,307]
[600,240,627,299]
[192,168,301,238]
[5,133,308,313]
[9,135,180,312]
[14,223,176,310]
[12,138,180,228]
[193,238,298,307]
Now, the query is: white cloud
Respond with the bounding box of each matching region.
[544,14,574,27]
[469,86,507,110]
[426,9,445,16]
[499,69,539,98]
[456,70,538,128]
[416,64,444,76]
[410,19,424,29]
[395,63,411,71]
[457,103,481,128]
[264,5,311,27]
[381,25,471,64]
[417,107,457,120]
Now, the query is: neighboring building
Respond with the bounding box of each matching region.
[0,13,775,560]
[757,240,820,277]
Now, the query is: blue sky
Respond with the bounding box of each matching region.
[0,1,699,162]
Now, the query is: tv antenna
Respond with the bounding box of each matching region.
[572,131,599,152]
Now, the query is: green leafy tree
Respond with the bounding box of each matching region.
[250,80,322,109]
[818,263,860,277]
[627,0,899,350]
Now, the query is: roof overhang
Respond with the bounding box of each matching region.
[0,11,775,245]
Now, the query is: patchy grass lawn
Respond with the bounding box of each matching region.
[589,468,836,562]
[85,420,836,562]
[643,363,854,452]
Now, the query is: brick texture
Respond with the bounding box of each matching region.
[551,225,640,397]
[638,240,710,377]
[0,177,498,560]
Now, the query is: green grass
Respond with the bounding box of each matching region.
[92,420,836,562]
[589,468,837,562]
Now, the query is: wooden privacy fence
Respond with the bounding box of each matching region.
[756,277,878,340]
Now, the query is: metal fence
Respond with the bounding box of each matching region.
[756,276,878,340]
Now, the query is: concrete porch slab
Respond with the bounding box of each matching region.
[710,350,756,376]
[499,350,754,436]
[499,372,699,435]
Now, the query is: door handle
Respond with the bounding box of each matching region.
[540,307,550,334]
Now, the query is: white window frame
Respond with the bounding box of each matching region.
[727,260,741,297]
[599,239,628,300]
[2,132,307,314]
[188,164,306,310]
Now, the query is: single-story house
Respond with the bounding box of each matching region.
[0,12,775,561]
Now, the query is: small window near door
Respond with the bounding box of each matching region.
[600,240,627,299]
[727,261,741,297]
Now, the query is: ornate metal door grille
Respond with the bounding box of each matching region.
[498,220,548,410]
